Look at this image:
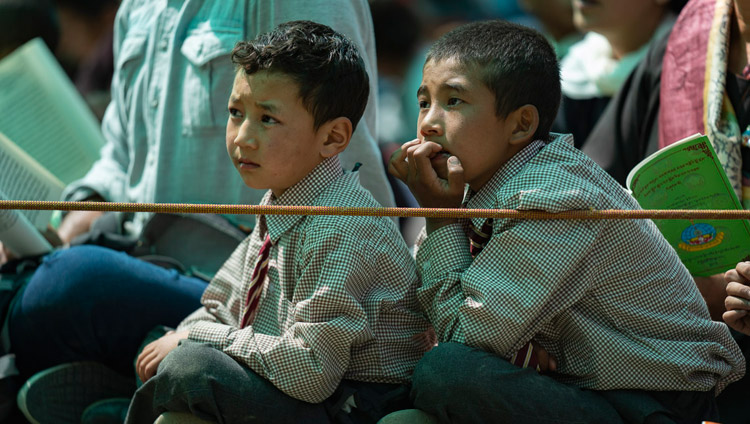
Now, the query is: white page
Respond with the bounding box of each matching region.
[0,132,63,229]
[0,38,104,185]
[0,190,52,257]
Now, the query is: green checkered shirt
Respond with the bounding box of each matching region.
[415,134,745,393]
[178,156,430,403]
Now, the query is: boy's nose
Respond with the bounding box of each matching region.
[419,111,443,138]
[234,122,258,148]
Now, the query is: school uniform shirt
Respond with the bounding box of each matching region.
[62,0,393,234]
[177,156,430,403]
[415,133,745,393]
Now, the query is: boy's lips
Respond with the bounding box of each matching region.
[238,158,260,169]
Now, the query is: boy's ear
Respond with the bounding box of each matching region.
[508,104,539,145]
[319,117,353,158]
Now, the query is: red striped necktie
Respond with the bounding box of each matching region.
[240,234,272,328]
[469,219,540,371]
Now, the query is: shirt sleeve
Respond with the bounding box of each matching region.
[177,238,252,331]
[416,217,601,358]
[62,1,134,203]
[188,224,374,403]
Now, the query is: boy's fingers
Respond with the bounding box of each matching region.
[446,156,465,195]
[724,269,740,284]
[723,309,749,332]
[136,345,152,368]
[725,282,750,304]
[410,143,442,184]
[137,349,159,380]
[388,139,421,181]
[735,261,750,282]
[145,358,159,381]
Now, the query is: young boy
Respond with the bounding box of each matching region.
[389,20,745,423]
[125,21,430,423]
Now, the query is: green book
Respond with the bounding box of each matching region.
[626,133,750,276]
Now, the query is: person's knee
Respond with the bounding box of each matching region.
[412,343,476,402]
[157,341,229,389]
[19,247,115,316]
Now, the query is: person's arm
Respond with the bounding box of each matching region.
[416,215,600,357]
[186,225,381,403]
[724,261,750,334]
[58,1,136,241]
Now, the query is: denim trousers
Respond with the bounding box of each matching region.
[125,340,411,424]
[8,245,208,379]
[410,342,719,424]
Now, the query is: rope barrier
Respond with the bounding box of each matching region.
[1,200,750,220]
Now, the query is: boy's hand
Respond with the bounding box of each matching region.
[389,140,465,233]
[388,139,421,183]
[136,329,189,382]
[531,340,557,373]
[724,261,750,335]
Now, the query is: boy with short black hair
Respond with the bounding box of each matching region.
[389,20,744,423]
[125,20,429,423]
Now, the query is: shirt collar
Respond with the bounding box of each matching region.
[257,156,344,243]
[465,133,573,226]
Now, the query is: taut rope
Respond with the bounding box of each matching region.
[1,200,750,220]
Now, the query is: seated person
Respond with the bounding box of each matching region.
[553,0,681,146]
[389,20,745,423]
[125,21,430,423]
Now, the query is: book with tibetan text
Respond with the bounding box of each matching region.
[626,133,750,276]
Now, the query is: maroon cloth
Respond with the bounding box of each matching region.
[659,0,716,148]
[240,234,272,328]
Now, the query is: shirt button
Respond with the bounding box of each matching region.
[158,39,168,51]
[150,98,159,108]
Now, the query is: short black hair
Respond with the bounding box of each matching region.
[231,20,369,132]
[426,20,560,140]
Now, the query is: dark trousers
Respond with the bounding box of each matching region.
[411,342,719,424]
[126,340,411,424]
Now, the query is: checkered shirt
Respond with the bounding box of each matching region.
[178,156,430,403]
[415,133,745,393]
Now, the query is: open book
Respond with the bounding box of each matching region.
[0,38,105,256]
[626,133,750,276]
[0,132,64,256]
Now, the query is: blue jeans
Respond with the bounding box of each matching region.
[8,245,207,378]
[411,343,719,424]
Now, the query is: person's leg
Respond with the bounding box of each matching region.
[125,340,332,424]
[411,342,624,424]
[600,389,719,424]
[9,245,207,378]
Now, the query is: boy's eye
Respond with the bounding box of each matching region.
[418,100,430,109]
[228,108,243,119]
[261,114,279,124]
[447,97,464,106]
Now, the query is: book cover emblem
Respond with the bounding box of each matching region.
[678,223,724,252]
